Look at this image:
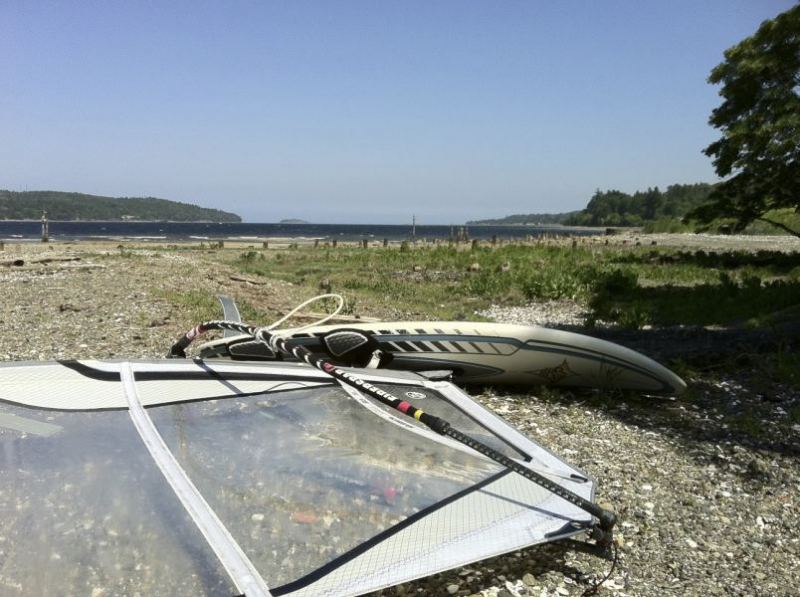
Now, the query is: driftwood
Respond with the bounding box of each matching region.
[229,275,266,286]
[276,311,380,324]
[32,257,82,264]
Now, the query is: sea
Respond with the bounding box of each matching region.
[0,221,599,243]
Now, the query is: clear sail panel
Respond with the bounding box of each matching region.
[0,404,236,596]
[147,384,504,588]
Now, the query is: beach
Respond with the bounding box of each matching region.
[1,235,798,596]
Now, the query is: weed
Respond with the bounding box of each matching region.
[159,290,221,325]
[774,345,800,389]
[616,304,651,330]
[732,410,765,438]
[239,250,263,263]
[218,243,799,326]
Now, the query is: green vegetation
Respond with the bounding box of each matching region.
[224,243,800,328]
[477,7,800,238]
[159,290,223,324]
[687,5,800,237]
[589,265,800,328]
[564,183,715,227]
[468,184,717,230]
[0,190,241,222]
[474,184,799,236]
[466,212,580,225]
[160,287,280,326]
[230,244,608,319]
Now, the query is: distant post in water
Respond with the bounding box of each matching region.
[412,214,416,241]
[41,211,49,243]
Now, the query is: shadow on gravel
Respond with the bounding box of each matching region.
[473,324,800,470]
[589,279,800,328]
[583,322,800,366]
[608,248,800,273]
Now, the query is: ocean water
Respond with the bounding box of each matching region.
[0,221,598,242]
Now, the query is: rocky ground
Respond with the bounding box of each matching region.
[605,231,800,253]
[1,237,798,596]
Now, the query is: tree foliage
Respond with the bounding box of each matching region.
[467,211,580,225]
[564,183,714,226]
[687,5,800,237]
[0,190,241,222]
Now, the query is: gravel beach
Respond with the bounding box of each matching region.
[1,236,798,596]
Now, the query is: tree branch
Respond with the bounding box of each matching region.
[756,216,800,238]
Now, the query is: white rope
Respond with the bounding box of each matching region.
[257,293,345,356]
[261,293,344,332]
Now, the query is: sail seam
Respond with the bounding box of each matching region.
[120,362,271,597]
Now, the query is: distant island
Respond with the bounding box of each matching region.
[279,218,310,224]
[0,190,241,222]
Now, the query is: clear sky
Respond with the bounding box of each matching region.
[1,1,794,223]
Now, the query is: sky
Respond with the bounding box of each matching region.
[1,1,795,224]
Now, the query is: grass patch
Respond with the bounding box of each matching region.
[589,276,800,327]
[771,346,800,390]
[643,208,800,236]
[227,245,603,318]
[158,289,222,324]
[219,243,800,328]
[587,250,800,328]
[730,409,767,439]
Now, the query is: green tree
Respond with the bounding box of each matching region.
[687,6,800,237]
[642,187,663,220]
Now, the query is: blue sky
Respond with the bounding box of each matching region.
[1,1,794,223]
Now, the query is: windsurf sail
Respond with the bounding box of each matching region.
[0,359,604,596]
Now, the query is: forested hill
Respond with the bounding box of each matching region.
[469,183,715,227]
[467,211,580,225]
[563,183,714,226]
[0,191,242,222]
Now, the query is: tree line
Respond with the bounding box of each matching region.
[474,5,799,236]
[469,183,715,227]
[563,183,714,227]
[467,211,580,225]
[0,191,242,222]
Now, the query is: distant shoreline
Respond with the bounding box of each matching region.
[0,221,603,243]
[0,219,235,224]
[464,222,604,231]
